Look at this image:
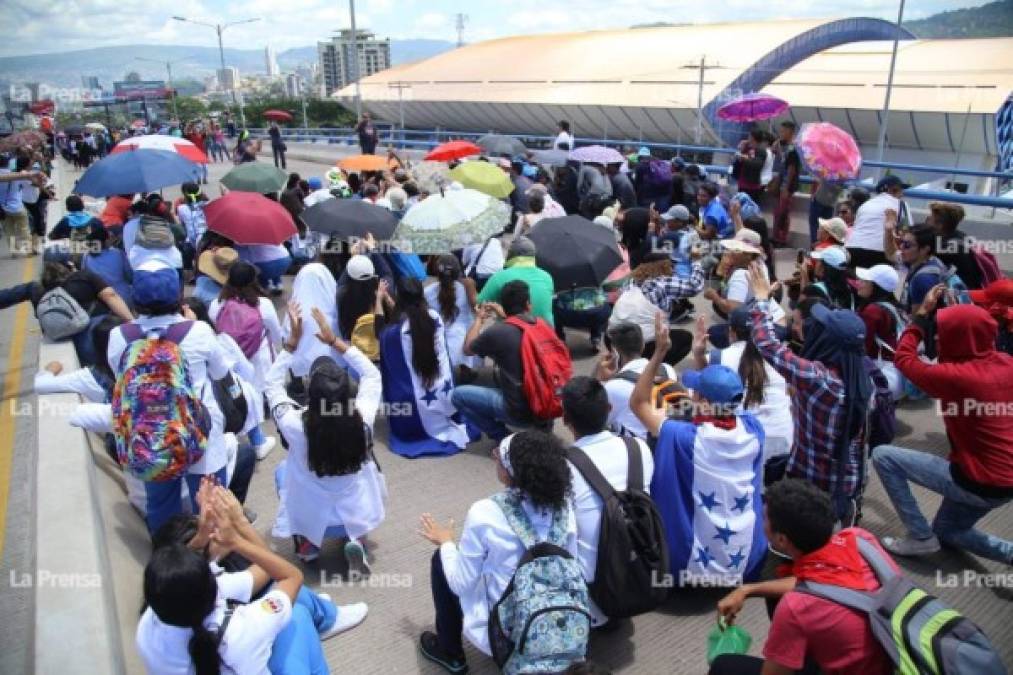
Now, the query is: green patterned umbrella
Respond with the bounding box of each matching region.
[395,188,510,254]
[220,162,287,193]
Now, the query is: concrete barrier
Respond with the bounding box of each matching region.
[34,340,125,675]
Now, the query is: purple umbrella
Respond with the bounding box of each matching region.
[717,93,789,123]
[568,145,625,165]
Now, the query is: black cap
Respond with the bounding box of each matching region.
[875,175,909,193]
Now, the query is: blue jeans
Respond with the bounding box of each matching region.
[553,300,610,342]
[143,466,228,534]
[268,586,336,675]
[450,385,515,442]
[230,442,256,504]
[72,314,108,367]
[255,256,292,288]
[873,445,1013,564]
[808,200,834,244]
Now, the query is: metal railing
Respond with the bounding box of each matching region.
[246,126,1013,210]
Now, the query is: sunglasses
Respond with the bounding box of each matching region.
[899,240,916,250]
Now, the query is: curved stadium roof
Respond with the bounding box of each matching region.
[340,17,1013,155]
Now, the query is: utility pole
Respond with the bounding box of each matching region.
[349,0,361,118]
[681,56,720,146]
[874,0,907,179]
[455,13,468,48]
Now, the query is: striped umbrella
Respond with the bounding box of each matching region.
[111,134,208,163]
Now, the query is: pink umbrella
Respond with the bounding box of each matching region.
[797,122,862,181]
[111,134,208,163]
[717,93,789,123]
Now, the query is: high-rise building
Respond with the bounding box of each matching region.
[318,29,390,96]
[285,73,302,98]
[265,45,279,78]
[217,67,240,91]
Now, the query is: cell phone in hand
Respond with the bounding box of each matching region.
[796,249,807,265]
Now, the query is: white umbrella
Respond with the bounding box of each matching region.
[396,188,510,254]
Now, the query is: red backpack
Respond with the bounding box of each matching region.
[505,316,573,420]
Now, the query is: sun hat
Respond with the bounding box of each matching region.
[818,217,848,244]
[720,228,764,257]
[855,264,900,293]
[197,247,238,286]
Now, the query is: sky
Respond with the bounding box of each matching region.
[0,0,992,57]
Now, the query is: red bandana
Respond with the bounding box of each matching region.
[776,528,878,592]
[692,415,738,431]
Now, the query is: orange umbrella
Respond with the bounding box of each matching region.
[337,154,389,172]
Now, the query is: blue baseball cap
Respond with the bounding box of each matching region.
[810,245,849,270]
[308,177,323,190]
[810,303,866,348]
[681,364,744,404]
[132,266,180,307]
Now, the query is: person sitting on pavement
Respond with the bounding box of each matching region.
[926,201,983,290]
[193,246,237,307]
[872,290,1013,563]
[425,254,481,381]
[802,245,856,311]
[48,194,104,259]
[417,430,580,674]
[711,479,896,675]
[854,264,904,362]
[269,302,386,568]
[897,224,955,317]
[453,280,549,441]
[137,486,367,675]
[632,317,767,588]
[562,375,654,626]
[970,277,1013,356]
[747,263,873,524]
[846,175,909,269]
[476,236,555,326]
[692,307,793,473]
[80,225,133,311]
[596,321,677,441]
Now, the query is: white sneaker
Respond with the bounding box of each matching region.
[344,539,371,577]
[319,602,368,640]
[254,436,277,460]
[882,535,941,557]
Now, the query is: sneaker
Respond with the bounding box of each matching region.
[253,436,277,460]
[344,539,371,577]
[319,601,368,640]
[419,631,469,674]
[882,535,941,557]
[243,507,258,526]
[294,536,320,563]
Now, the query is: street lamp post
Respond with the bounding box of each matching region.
[172,15,260,128]
[874,0,907,179]
[348,0,362,118]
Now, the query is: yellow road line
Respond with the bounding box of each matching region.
[0,257,36,560]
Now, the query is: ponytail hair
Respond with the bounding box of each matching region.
[738,340,769,410]
[434,254,461,324]
[396,278,439,389]
[189,623,221,675]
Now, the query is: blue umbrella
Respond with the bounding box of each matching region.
[73,149,200,197]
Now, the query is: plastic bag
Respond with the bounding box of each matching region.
[706,618,752,664]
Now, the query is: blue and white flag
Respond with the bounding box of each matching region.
[651,414,767,586]
[378,311,472,458]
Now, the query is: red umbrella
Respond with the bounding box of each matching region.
[204,192,297,245]
[111,134,208,163]
[263,110,293,122]
[424,140,482,162]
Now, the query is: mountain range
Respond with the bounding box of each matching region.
[0,40,455,89]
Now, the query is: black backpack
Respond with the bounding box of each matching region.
[211,372,249,435]
[566,437,670,618]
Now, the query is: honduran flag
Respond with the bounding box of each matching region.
[378,312,473,458]
[651,414,767,586]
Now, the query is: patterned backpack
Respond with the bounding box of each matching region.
[112,321,211,482]
[488,491,591,675]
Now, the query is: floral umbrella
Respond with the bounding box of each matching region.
[395,188,510,254]
[717,93,789,123]
[410,161,451,194]
[797,122,862,181]
[568,145,624,165]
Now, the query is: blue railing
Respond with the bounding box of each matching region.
[246,126,1013,210]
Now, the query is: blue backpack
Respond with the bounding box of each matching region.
[487,491,591,675]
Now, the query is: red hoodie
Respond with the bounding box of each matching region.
[895,304,1013,496]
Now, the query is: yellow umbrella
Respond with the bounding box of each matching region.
[337,154,389,172]
[449,161,514,199]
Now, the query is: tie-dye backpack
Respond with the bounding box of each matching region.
[112,321,211,482]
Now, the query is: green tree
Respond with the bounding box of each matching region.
[172,96,208,122]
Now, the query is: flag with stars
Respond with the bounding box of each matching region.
[378,312,471,457]
[650,413,767,586]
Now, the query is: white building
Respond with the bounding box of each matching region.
[265,45,279,78]
[318,28,390,96]
[217,66,239,91]
[285,73,302,98]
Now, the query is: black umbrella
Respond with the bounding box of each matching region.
[63,125,86,136]
[528,215,623,288]
[303,198,399,241]
[476,134,527,157]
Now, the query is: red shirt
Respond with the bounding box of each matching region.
[763,530,895,675]
[858,302,898,361]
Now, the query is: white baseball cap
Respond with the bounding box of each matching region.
[346,254,376,281]
[855,264,900,293]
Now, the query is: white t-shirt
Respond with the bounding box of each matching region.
[724,268,785,323]
[847,193,899,252]
[604,359,677,440]
[713,342,793,460]
[136,588,292,675]
[554,131,574,151]
[107,315,231,474]
[462,237,504,277]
